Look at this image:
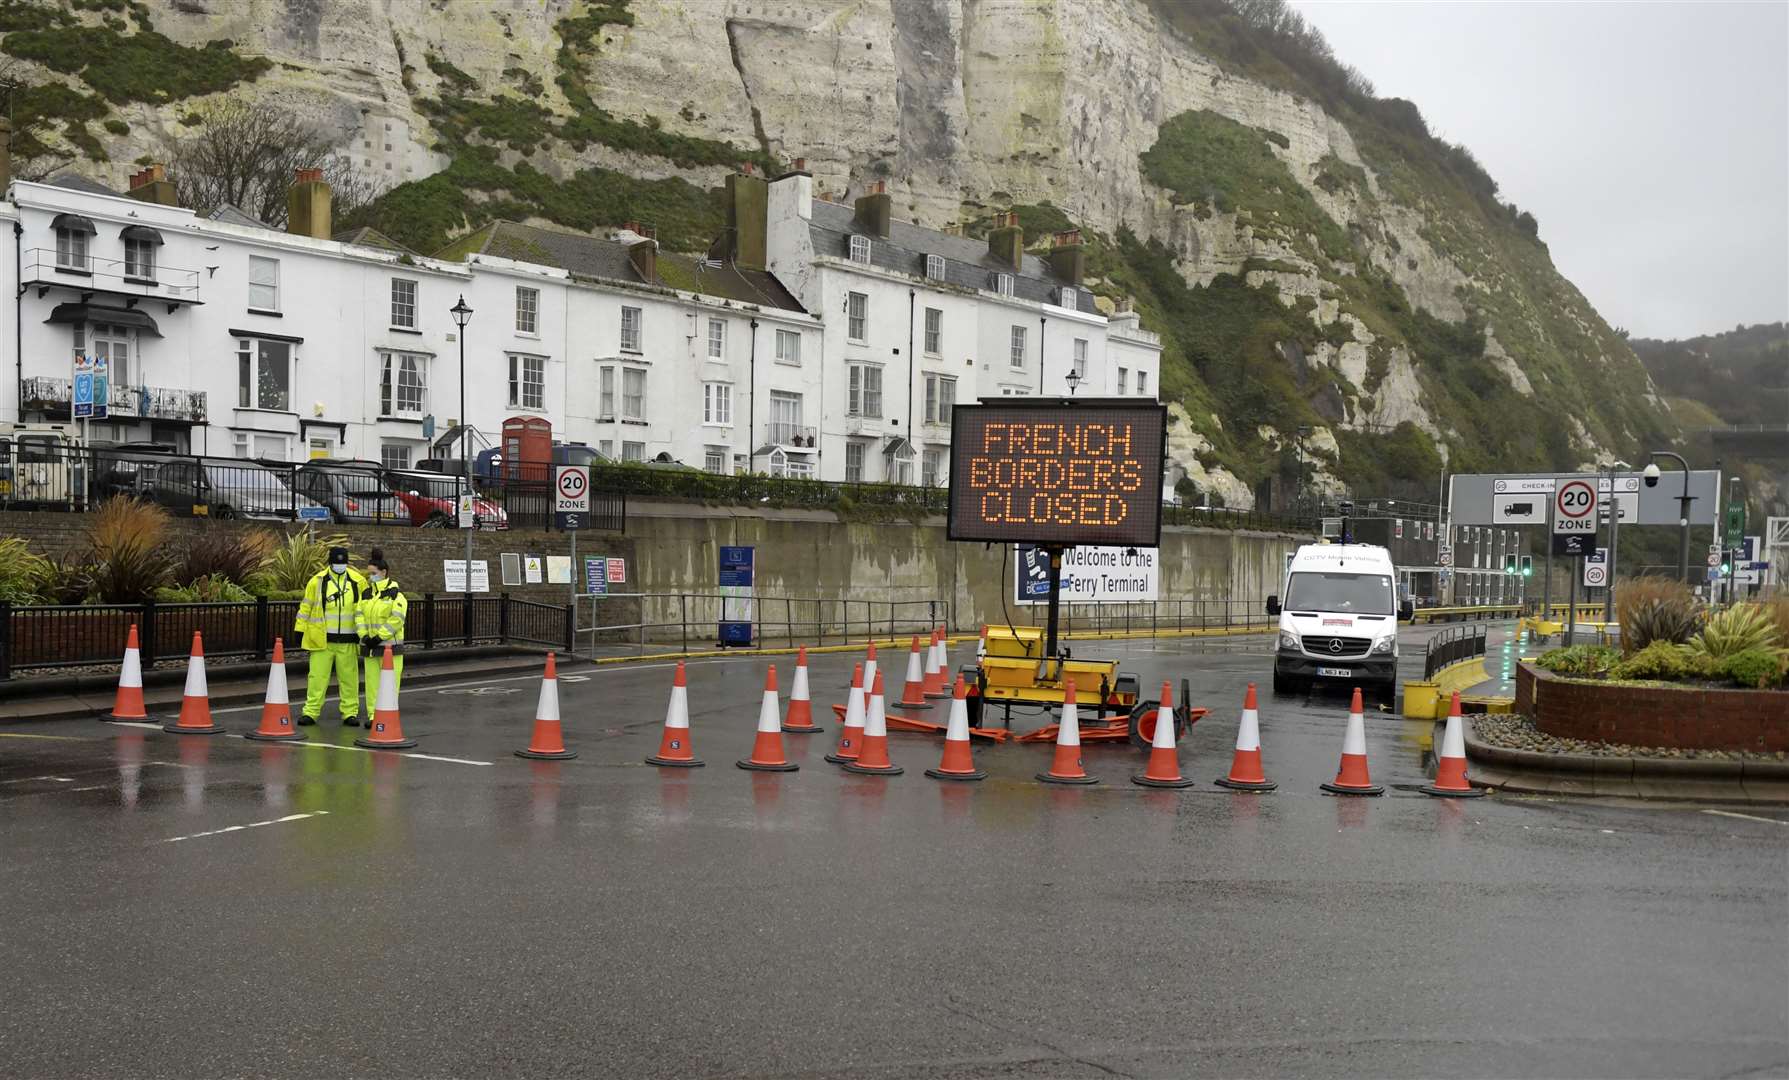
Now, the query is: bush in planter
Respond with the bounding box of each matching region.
[178,530,277,587]
[84,497,175,603]
[1683,603,1784,662]
[1609,642,1690,682]
[1718,648,1787,690]
[250,531,350,595]
[1534,644,1619,677]
[1619,597,1703,654]
[155,576,255,603]
[0,537,51,604]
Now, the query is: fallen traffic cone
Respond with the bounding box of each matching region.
[898,635,931,710]
[922,629,948,699]
[1215,683,1275,791]
[516,652,577,760]
[355,646,417,749]
[782,647,823,733]
[1132,680,1194,789]
[1320,687,1384,796]
[844,672,903,775]
[925,676,986,782]
[1421,691,1486,798]
[647,660,704,767]
[738,666,798,771]
[162,631,223,734]
[243,638,303,742]
[1036,679,1097,785]
[825,662,866,764]
[109,623,150,721]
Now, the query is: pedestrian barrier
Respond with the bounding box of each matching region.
[163,630,222,735]
[1132,681,1196,789]
[924,677,986,782]
[1321,688,1383,796]
[1215,683,1276,792]
[516,653,576,760]
[243,638,303,743]
[355,646,416,749]
[780,647,822,733]
[1404,624,1490,719]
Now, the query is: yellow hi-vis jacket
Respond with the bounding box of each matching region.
[357,578,408,654]
[296,566,367,651]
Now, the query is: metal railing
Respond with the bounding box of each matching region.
[1013,598,1274,637]
[22,248,202,304]
[0,593,574,680]
[21,376,208,423]
[1161,504,1317,533]
[574,593,953,655]
[1423,623,1487,680]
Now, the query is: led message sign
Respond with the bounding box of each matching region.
[947,400,1166,547]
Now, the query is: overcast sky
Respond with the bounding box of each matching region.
[1291,0,1789,341]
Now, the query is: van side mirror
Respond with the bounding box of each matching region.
[1399,600,1415,621]
[1265,595,1281,616]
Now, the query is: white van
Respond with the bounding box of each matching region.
[1265,543,1412,701]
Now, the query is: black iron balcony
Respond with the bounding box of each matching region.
[21,376,208,423]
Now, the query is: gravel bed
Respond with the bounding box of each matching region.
[1472,712,1788,763]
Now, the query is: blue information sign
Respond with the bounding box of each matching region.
[584,557,608,595]
[718,546,754,587]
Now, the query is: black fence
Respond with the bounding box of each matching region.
[577,593,954,654]
[0,594,575,680]
[1422,623,1488,680]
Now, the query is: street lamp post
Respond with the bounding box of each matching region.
[451,295,474,602]
[1064,368,1081,396]
[1601,459,1630,622]
[1643,451,1694,585]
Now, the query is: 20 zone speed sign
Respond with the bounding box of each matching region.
[1553,479,1596,534]
[554,466,590,514]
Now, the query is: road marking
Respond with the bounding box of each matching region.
[401,752,494,766]
[163,810,329,843]
[1701,809,1789,826]
[105,721,164,730]
[0,732,97,742]
[265,739,494,767]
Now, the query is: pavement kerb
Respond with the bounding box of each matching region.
[1463,716,1789,804]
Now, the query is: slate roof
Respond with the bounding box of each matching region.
[45,173,119,197]
[439,220,805,313]
[807,199,1091,314]
[208,204,264,228]
[333,225,414,255]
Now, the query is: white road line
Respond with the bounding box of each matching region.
[272,739,494,767]
[104,721,164,730]
[163,810,329,843]
[1701,809,1789,826]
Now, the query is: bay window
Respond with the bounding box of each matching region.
[237,337,291,411]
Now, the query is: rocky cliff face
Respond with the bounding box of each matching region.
[4,0,1678,506]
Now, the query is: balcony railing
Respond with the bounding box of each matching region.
[21,376,208,423]
[766,424,817,448]
[22,249,202,306]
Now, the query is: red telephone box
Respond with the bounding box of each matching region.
[501,416,552,482]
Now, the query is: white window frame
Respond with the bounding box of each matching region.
[845,441,865,482]
[380,442,413,470]
[390,278,418,329]
[598,439,614,458]
[994,273,1013,298]
[621,367,646,421]
[380,352,427,417]
[925,254,945,281]
[707,318,726,360]
[889,444,915,486]
[1072,338,1088,379]
[248,256,280,312]
[508,353,545,410]
[768,390,803,446]
[621,441,645,463]
[620,305,643,353]
[55,228,89,272]
[1116,367,1128,395]
[704,445,728,474]
[515,286,539,336]
[922,448,943,488]
[847,361,883,418]
[848,235,872,264]
[1137,369,1149,396]
[1059,286,1078,309]
[846,291,868,343]
[923,307,942,356]
[233,431,290,461]
[703,381,732,426]
[85,323,133,388]
[924,373,956,425]
[124,238,155,282]
[775,328,801,366]
[237,337,293,412]
[599,366,615,420]
[1009,326,1026,369]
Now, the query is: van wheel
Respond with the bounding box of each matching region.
[1271,670,1295,695]
[212,505,236,520]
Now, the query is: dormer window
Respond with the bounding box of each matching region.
[925,254,945,280]
[1059,286,1078,309]
[849,234,872,264]
[994,272,1013,298]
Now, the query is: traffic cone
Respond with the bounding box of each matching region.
[1132,680,1194,789]
[516,652,577,760]
[1321,688,1384,796]
[976,625,988,661]
[928,628,954,699]
[1036,679,1097,785]
[825,662,866,764]
[162,631,223,734]
[782,647,823,733]
[1215,683,1276,791]
[243,638,304,742]
[925,676,986,781]
[354,646,417,749]
[647,660,704,767]
[1421,691,1486,798]
[738,666,798,771]
[920,629,945,699]
[862,641,879,700]
[898,635,931,710]
[108,623,149,720]
[844,672,903,775]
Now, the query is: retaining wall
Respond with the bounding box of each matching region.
[1516,662,1789,752]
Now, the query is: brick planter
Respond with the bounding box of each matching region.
[1516,661,1789,752]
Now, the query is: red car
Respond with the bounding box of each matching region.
[383,468,509,530]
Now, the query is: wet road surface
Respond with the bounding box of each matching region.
[3,630,1785,1079]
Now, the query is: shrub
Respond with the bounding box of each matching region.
[253,531,349,594]
[1764,592,1789,650]
[155,575,253,603]
[1683,603,1784,662]
[36,556,94,605]
[1534,644,1618,678]
[83,498,174,603]
[0,537,51,604]
[1619,597,1703,654]
[1608,642,1690,682]
[1718,649,1786,690]
[177,529,276,586]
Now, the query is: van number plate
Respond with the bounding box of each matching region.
[1316,666,1352,677]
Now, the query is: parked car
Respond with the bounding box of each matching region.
[384,468,508,530]
[292,460,405,525]
[135,457,334,521]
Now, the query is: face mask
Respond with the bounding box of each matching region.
[329,563,346,575]
[368,571,384,583]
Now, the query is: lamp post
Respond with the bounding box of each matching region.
[1643,451,1694,585]
[1601,459,1630,622]
[451,295,474,600]
[1064,368,1081,396]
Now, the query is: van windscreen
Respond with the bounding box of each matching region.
[1285,572,1393,615]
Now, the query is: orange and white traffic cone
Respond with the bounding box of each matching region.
[1036,680,1097,785]
[925,676,986,782]
[898,635,931,710]
[825,661,866,764]
[108,623,149,721]
[1321,687,1384,796]
[782,647,823,733]
[928,628,954,699]
[516,652,577,760]
[354,646,417,749]
[862,641,879,699]
[243,638,303,742]
[1215,683,1275,792]
[738,666,798,771]
[1421,691,1486,798]
[1132,680,1194,789]
[647,660,704,767]
[921,629,945,699]
[844,672,903,775]
[162,631,223,734]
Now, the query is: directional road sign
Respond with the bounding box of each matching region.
[1553,479,1596,535]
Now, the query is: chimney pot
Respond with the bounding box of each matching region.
[741,162,755,176]
[124,160,177,207]
[871,180,886,195]
[793,157,806,171]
